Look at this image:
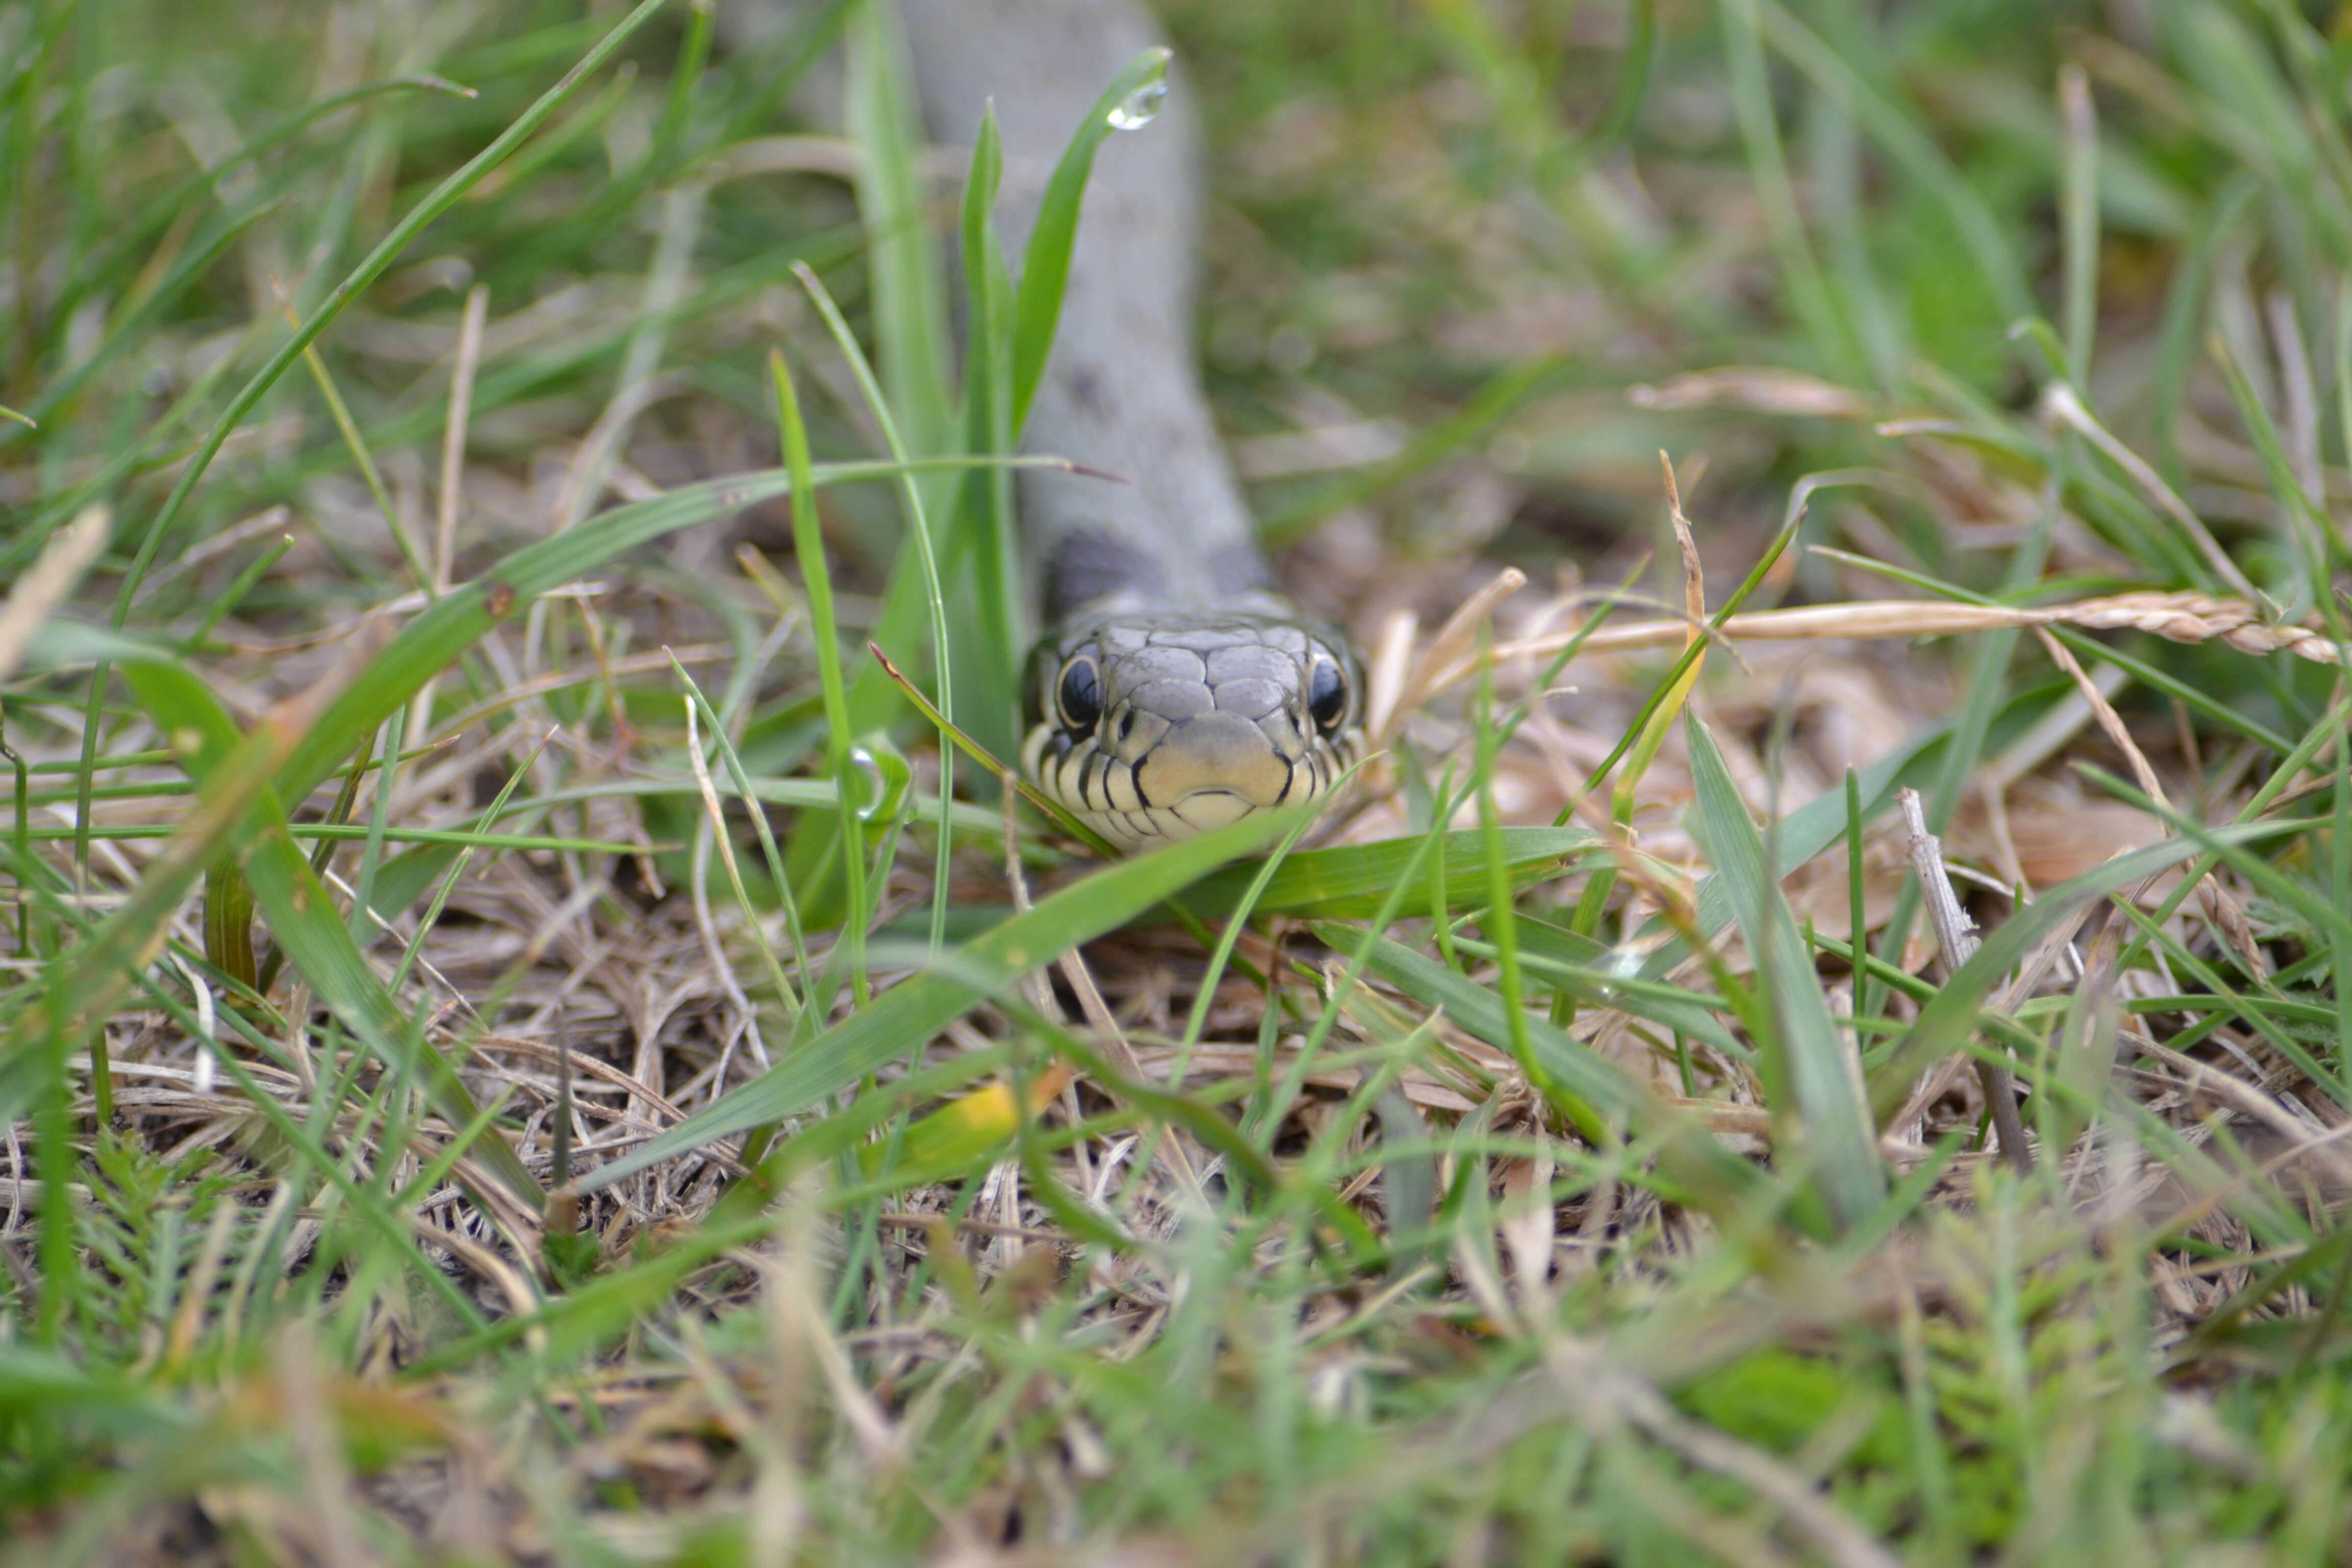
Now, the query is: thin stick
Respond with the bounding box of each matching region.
[1898,787,2031,1172]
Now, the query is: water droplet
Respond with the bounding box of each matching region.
[849,746,888,821]
[1108,79,1166,131]
[1594,943,1644,1004]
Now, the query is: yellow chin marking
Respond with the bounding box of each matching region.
[1023,720,1355,853]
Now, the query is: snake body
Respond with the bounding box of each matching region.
[902,0,1365,849]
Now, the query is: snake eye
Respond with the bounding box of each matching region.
[1308,657,1349,732]
[1057,655,1104,732]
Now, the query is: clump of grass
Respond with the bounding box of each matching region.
[7,1,2352,1562]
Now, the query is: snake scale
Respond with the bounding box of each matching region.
[899,0,1366,851]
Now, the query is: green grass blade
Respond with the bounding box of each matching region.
[1177,826,1597,920]
[1499,915,1743,1055]
[1259,358,1571,548]
[66,0,670,902]
[270,457,1028,807]
[1754,0,2032,325]
[1007,47,1170,428]
[1685,713,1883,1227]
[844,0,951,458]
[955,100,1022,758]
[104,0,671,619]
[2059,65,2099,384]
[1717,0,1852,374]
[792,260,958,954]
[1634,693,1977,984]
[675,659,807,1029]
[3,675,291,1122]
[772,346,871,999]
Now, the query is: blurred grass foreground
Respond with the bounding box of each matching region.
[13,0,2352,1561]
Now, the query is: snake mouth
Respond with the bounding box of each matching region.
[1131,712,1294,813]
[1153,788,1259,838]
[1021,720,1317,850]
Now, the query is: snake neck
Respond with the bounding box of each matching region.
[1041,527,1290,629]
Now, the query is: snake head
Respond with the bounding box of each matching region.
[1021,611,1363,852]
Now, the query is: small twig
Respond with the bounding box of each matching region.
[1898,788,2031,1172]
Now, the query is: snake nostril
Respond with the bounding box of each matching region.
[1117,709,1136,743]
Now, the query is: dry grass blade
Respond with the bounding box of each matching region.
[1458,589,2352,693]
[1627,365,1876,419]
[1374,566,1525,751]
[434,282,490,593]
[0,505,109,683]
[2130,1034,2352,1190]
[2041,384,2259,601]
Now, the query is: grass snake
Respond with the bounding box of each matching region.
[902,0,1366,851]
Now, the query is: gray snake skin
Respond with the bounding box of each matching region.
[898,0,1364,849]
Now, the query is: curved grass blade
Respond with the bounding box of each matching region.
[845,0,952,457]
[74,0,674,890]
[105,0,672,617]
[30,74,478,370]
[1474,914,1742,1056]
[2,668,295,1124]
[1634,676,2084,985]
[1753,0,2031,325]
[955,100,1023,757]
[791,262,958,955]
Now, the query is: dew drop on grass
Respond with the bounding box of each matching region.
[849,746,888,821]
[1595,941,1645,1002]
[1108,79,1165,131]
